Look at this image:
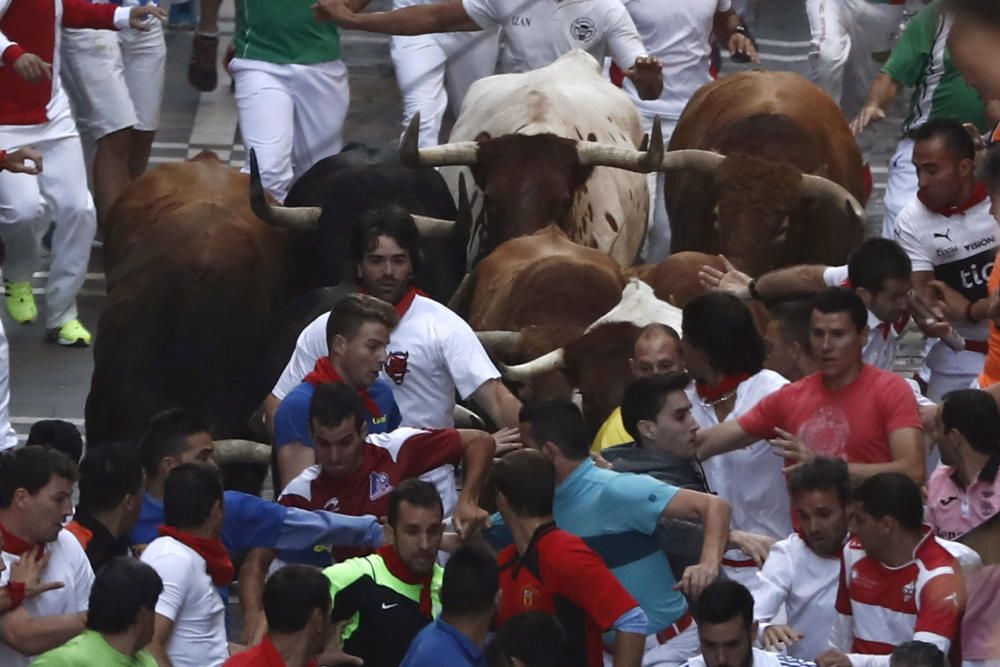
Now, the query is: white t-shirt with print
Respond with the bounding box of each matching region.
[753,533,840,661]
[687,370,793,569]
[0,530,94,667]
[620,0,730,121]
[272,294,501,429]
[893,196,997,375]
[140,536,228,667]
[461,0,646,73]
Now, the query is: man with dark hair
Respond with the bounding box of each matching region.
[681,580,808,667]
[592,323,684,451]
[698,287,925,484]
[401,544,499,666]
[889,642,946,667]
[0,447,90,666]
[132,407,384,646]
[514,402,731,666]
[485,612,568,667]
[700,238,913,375]
[321,480,446,667]
[893,118,997,400]
[681,293,791,587]
[141,464,231,667]
[33,557,162,666]
[273,293,402,488]
[818,473,971,667]
[492,450,648,667]
[65,442,144,571]
[268,207,521,449]
[752,458,849,660]
[26,420,84,466]
[764,300,817,382]
[277,385,494,566]
[224,564,334,667]
[929,388,1000,539]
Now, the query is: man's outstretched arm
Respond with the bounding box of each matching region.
[315,0,481,35]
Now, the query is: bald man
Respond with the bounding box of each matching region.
[592,323,684,450]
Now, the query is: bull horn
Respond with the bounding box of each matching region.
[400,113,479,168]
[448,271,475,314]
[500,348,567,382]
[658,149,726,173]
[576,116,664,173]
[476,331,524,356]
[213,439,272,465]
[411,214,456,237]
[799,174,866,220]
[248,149,322,231]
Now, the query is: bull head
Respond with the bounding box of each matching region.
[247,148,461,237]
[400,114,663,257]
[659,149,865,275]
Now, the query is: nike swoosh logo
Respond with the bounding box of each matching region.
[381,603,398,610]
[940,497,959,506]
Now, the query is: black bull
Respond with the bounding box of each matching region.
[85,148,465,472]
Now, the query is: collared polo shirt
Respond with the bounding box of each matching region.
[400,618,485,667]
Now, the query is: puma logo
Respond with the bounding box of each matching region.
[940,496,959,506]
[934,229,953,242]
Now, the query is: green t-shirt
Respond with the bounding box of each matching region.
[234,0,341,64]
[32,630,158,667]
[882,1,987,134]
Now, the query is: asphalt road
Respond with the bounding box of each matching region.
[4,0,911,444]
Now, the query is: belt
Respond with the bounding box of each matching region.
[722,557,758,568]
[655,611,694,644]
[965,339,989,354]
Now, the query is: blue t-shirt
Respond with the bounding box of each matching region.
[486,459,686,634]
[273,380,401,448]
[400,618,485,667]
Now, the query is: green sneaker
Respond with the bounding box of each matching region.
[47,319,92,347]
[4,281,37,324]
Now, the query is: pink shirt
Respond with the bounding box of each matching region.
[926,459,1000,541]
[737,364,922,464]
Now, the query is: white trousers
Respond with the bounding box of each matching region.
[0,320,17,451]
[391,30,500,147]
[806,0,904,118]
[882,136,917,237]
[603,620,700,667]
[0,132,96,329]
[638,114,678,263]
[232,58,350,203]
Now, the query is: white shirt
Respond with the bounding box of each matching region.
[461,0,646,74]
[140,536,228,667]
[684,647,817,667]
[0,530,94,667]
[753,533,841,661]
[687,370,793,553]
[893,194,997,375]
[272,294,501,429]
[620,0,729,121]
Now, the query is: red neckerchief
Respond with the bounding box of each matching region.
[158,526,235,587]
[0,522,44,559]
[377,545,433,617]
[695,373,751,402]
[918,182,989,218]
[357,285,427,319]
[303,357,381,418]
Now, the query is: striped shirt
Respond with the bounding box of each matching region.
[831,527,964,664]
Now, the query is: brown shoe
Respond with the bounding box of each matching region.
[188,32,219,92]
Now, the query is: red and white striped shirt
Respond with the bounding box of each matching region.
[0,0,129,126]
[830,526,966,667]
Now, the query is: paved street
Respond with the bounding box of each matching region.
[5,0,913,444]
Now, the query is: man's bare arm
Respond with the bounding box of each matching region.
[238,548,277,646]
[453,429,497,537]
[0,609,85,657]
[662,489,731,598]
[695,420,757,461]
[471,379,522,429]
[147,614,176,667]
[276,442,315,492]
[316,0,480,35]
[700,257,828,301]
[847,427,925,484]
[851,73,900,136]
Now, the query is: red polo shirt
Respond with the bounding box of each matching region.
[223,635,317,667]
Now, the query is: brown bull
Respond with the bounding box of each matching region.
[663,71,867,277]
[88,153,287,449]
